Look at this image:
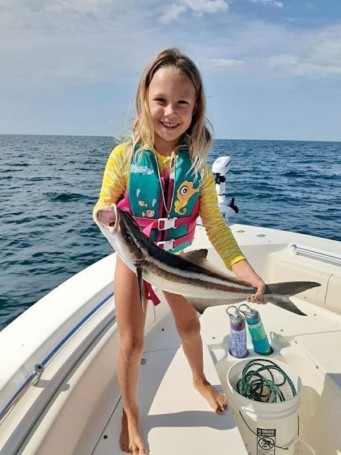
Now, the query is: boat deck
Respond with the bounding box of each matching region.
[92,287,341,455]
[93,302,248,455]
[92,224,341,455]
[91,291,341,455]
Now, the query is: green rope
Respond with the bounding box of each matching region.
[236,359,297,403]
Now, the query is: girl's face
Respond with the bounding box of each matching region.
[147,67,196,155]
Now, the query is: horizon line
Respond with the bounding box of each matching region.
[0,133,340,144]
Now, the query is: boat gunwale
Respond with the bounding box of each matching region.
[0,292,115,424]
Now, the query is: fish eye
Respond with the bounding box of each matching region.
[180,186,189,195]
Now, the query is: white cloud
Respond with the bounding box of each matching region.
[210,58,244,66]
[202,58,245,73]
[159,4,187,23]
[1,0,340,138]
[0,0,340,94]
[199,20,341,80]
[183,0,229,13]
[45,0,113,14]
[264,24,341,78]
[0,0,114,15]
[0,0,156,88]
[160,0,229,22]
[250,0,284,8]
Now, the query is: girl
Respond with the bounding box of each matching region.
[94,48,265,455]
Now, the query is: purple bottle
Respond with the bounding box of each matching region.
[226,307,248,358]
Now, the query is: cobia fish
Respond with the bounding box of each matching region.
[96,204,320,316]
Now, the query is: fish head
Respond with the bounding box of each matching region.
[96,204,144,268]
[117,208,151,258]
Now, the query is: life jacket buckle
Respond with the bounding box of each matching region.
[157,239,175,251]
[157,217,177,230]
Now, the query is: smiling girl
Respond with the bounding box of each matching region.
[94,48,265,454]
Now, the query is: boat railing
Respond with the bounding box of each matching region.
[291,244,341,266]
[0,292,115,424]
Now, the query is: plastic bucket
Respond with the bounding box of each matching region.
[226,358,302,455]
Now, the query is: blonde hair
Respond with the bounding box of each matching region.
[129,48,213,172]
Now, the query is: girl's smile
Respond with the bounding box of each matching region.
[148,67,196,155]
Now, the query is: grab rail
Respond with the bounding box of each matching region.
[0,292,115,424]
[291,244,341,266]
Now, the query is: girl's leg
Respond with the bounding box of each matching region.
[115,256,148,454]
[163,291,228,414]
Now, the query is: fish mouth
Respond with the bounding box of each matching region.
[108,204,120,234]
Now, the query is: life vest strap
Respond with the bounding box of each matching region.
[156,224,196,251]
[156,237,183,251]
[136,215,197,249]
[144,281,161,306]
[134,214,197,234]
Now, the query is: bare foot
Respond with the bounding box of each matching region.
[119,411,130,452]
[119,409,148,454]
[194,379,228,415]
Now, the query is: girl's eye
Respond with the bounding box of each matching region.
[178,100,189,105]
[155,98,166,104]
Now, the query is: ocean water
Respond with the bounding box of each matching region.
[1,135,340,330]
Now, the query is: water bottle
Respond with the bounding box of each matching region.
[226,306,248,358]
[239,304,273,355]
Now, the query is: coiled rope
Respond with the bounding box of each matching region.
[236,359,297,403]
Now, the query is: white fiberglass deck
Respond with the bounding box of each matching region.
[92,290,341,455]
[93,300,248,455]
[95,224,341,455]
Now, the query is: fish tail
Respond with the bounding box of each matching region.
[264,281,321,316]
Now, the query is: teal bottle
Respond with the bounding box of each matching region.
[239,304,273,355]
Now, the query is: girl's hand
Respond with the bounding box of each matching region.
[96,207,116,226]
[231,259,266,304]
[246,274,266,303]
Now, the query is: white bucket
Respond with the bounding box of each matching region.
[226,358,302,455]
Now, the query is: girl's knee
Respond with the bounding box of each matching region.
[177,317,201,342]
[120,335,144,363]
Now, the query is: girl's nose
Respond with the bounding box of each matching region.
[164,103,176,116]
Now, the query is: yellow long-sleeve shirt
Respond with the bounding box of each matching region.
[93,143,245,269]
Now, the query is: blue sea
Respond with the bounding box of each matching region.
[1,135,340,330]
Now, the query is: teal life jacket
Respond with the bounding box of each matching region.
[118,148,201,253]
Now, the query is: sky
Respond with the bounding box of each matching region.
[0,0,340,141]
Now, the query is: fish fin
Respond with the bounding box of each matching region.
[264,281,320,316]
[180,249,208,263]
[187,281,321,316]
[265,296,307,316]
[181,249,241,282]
[189,295,307,316]
[186,297,207,314]
[265,281,320,296]
[185,297,209,314]
[136,266,145,314]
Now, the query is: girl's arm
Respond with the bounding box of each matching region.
[199,165,265,298]
[199,164,245,269]
[93,143,129,224]
[231,259,266,301]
